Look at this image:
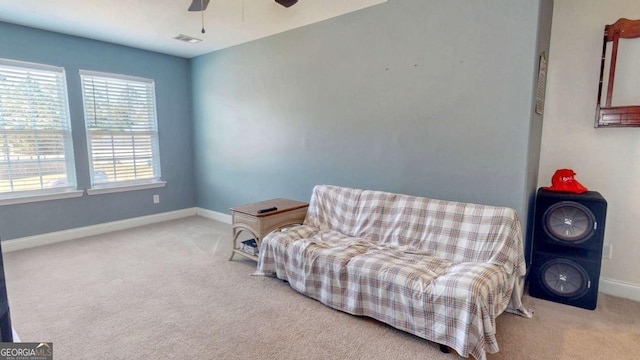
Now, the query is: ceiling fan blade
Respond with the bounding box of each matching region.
[188,0,210,12]
[275,0,298,8]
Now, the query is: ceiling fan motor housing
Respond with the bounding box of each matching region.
[275,0,298,8]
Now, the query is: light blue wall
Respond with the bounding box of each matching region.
[0,0,554,240]
[0,22,195,240]
[192,0,549,222]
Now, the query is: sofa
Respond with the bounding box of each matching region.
[255,185,531,360]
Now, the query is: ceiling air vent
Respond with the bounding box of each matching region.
[174,34,202,44]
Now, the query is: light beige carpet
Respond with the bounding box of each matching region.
[3,216,639,359]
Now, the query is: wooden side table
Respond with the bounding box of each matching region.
[229,198,309,261]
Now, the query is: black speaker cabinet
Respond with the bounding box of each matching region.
[528,188,607,310]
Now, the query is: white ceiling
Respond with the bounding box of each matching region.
[0,0,387,58]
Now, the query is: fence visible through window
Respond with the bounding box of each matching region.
[0,58,75,195]
[80,70,161,187]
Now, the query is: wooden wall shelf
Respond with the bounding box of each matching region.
[595,18,640,128]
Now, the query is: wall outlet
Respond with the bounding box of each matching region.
[153,194,160,204]
[602,244,612,259]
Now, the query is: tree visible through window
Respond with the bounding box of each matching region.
[0,59,76,196]
[80,70,161,187]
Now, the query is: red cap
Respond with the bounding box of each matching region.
[543,169,588,193]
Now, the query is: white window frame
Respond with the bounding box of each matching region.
[80,70,165,195]
[0,58,82,206]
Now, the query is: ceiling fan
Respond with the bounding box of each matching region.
[187,0,298,34]
[274,0,299,7]
[188,0,210,12]
[187,0,298,12]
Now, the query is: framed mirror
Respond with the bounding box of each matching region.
[595,18,640,128]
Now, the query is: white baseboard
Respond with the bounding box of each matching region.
[196,207,231,224]
[4,208,639,304]
[2,208,198,253]
[599,277,640,303]
[192,208,640,304]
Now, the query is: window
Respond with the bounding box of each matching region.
[80,71,162,191]
[0,58,77,199]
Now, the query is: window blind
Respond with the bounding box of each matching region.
[80,70,161,186]
[0,58,76,195]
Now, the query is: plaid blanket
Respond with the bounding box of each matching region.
[256,185,530,360]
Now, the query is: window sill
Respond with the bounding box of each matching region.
[87,181,167,195]
[0,189,84,206]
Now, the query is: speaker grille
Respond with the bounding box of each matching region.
[540,259,590,298]
[544,201,595,243]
